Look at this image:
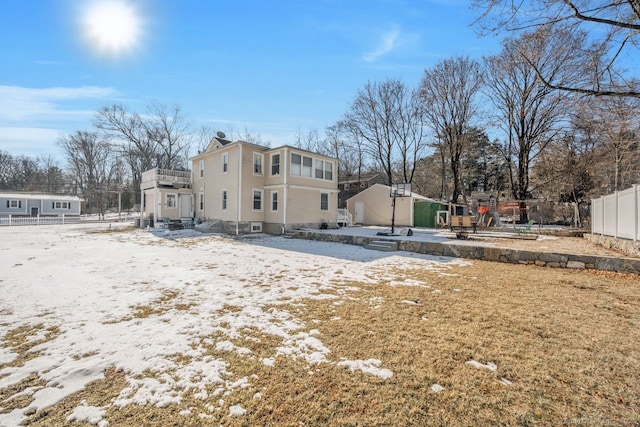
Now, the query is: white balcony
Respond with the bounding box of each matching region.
[141,168,192,189]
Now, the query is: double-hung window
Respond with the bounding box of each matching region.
[222,190,228,211]
[315,160,324,179]
[271,191,278,212]
[253,153,263,175]
[271,154,280,176]
[252,189,263,211]
[324,162,333,181]
[302,156,313,177]
[166,194,176,208]
[291,153,301,176]
[320,193,329,211]
[222,153,229,173]
[7,200,21,208]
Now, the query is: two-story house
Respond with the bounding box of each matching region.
[141,134,339,234]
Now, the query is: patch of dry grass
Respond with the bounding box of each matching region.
[0,324,60,370]
[8,261,640,426]
[132,290,196,318]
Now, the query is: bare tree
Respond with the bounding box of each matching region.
[419,56,484,203]
[38,154,67,193]
[473,0,640,98]
[95,103,191,204]
[144,102,192,170]
[484,29,577,202]
[341,79,428,186]
[59,131,115,215]
[323,121,367,178]
[591,96,640,190]
[294,128,321,152]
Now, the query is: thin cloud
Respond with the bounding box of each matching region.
[0,85,118,121]
[363,29,400,62]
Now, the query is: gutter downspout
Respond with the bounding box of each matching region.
[237,144,242,235]
[283,147,288,232]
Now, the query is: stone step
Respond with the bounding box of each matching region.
[364,240,398,252]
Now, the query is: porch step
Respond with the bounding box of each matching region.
[364,240,398,252]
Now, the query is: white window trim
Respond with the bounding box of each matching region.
[199,192,204,211]
[290,153,301,176]
[221,189,228,211]
[222,152,229,173]
[252,188,263,212]
[199,160,204,178]
[270,153,280,176]
[320,192,329,211]
[250,222,262,233]
[166,193,177,208]
[271,191,278,212]
[302,155,313,177]
[290,152,333,181]
[314,159,324,179]
[8,200,22,209]
[253,152,264,175]
[324,161,334,181]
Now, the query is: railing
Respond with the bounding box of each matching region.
[337,208,353,226]
[592,184,640,241]
[141,168,192,186]
[0,214,137,227]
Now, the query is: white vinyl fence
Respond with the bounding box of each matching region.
[0,215,81,226]
[591,184,640,241]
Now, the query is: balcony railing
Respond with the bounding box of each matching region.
[142,168,192,187]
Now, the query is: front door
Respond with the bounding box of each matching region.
[30,207,38,217]
[355,201,364,224]
[179,194,193,218]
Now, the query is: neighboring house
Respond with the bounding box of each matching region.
[345,184,436,227]
[337,172,386,208]
[0,193,82,217]
[140,168,193,223]
[141,135,339,234]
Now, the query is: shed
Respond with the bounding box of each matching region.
[345,184,437,227]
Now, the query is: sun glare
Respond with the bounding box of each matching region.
[80,0,144,60]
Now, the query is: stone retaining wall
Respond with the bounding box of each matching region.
[289,231,640,275]
[584,233,640,258]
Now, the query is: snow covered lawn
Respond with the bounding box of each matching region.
[0,224,466,425]
[1,224,638,426]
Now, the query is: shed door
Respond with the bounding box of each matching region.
[355,201,364,224]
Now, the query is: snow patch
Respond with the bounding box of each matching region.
[466,360,498,371]
[229,405,246,417]
[66,401,107,426]
[337,359,393,379]
[430,384,444,393]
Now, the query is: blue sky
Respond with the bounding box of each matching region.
[0,0,501,160]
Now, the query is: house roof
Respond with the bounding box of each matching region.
[0,192,82,201]
[191,140,338,162]
[338,172,383,184]
[345,184,438,203]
